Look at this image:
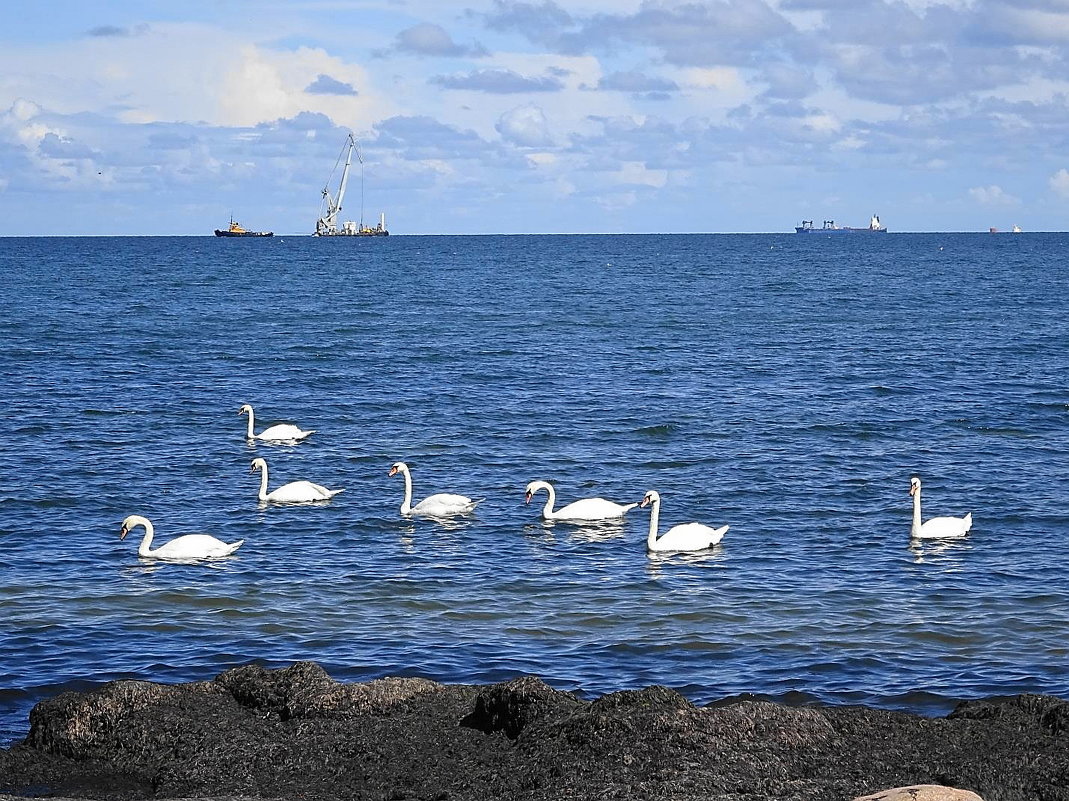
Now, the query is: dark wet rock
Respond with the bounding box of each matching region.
[949,693,1069,735]
[461,675,582,738]
[215,661,444,721]
[2,662,1067,800]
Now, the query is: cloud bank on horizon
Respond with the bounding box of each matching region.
[2,0,1068,235]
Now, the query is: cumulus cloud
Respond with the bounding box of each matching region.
[375,115,495,161]
[431,68,563,93]
[480,0,575,45]
[968,184,1020,205]
[7,98,42,123]
[496,104,554,146]
[597,70,679,93]
[305,74,358,96]
[393,23,488,58]
[481,0,795,66]
[87,24,149,37]
[477,0,1069,110]
[1049,168,1069,198]
[38,132,97,160]
[757,62,815,100]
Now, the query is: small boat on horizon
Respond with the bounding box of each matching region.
[796,214,887,234]
[215,218,273,237]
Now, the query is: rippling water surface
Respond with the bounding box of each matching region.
[1,232,1067,745]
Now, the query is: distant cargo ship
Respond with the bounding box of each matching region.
[796,215,887,234]
[215,218,273,237]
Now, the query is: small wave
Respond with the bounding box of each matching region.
[976,426,1032,438]
[870,385,919,396]
[635,424,677,437]
[80,408,133,417]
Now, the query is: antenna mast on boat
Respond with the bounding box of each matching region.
[316,133,356,236]
[357,143,365,231]
[314,131,389,236]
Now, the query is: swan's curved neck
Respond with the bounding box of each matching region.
[646,499,661,549]
[244,409,256,438]
[539,484,556,518]
[399,468,413,514]
[911,488,922,537]
[137,520,156,557]
[257,463,270,500]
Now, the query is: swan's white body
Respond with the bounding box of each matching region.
[119,515,243,560]
[524,480,637,521]
[389,461,482,517]
[239,404,314,442]
[910,476,971,539]
[640,490,728,552]
[250,457,343,503]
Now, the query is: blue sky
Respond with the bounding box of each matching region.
[3,0,1069,235]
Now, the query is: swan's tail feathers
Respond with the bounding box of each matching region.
[298,430,316,439]
[223,539,245,555]
[621,502,639,513]
[328,488,345,498]
[962,513,973,534]
[468,498,486,511]
[708,525,729,545]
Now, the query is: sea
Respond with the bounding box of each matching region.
[1,232,1067,746]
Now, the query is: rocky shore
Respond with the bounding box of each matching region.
[1,661,1066,800]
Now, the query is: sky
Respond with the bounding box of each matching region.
[2,0,1069,235]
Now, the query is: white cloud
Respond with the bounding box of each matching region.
[392,23,488,58]
[215,45,394,129]
[9,98,41,122]
[1049,168,1069,198]
[615,160,667,188]
[0,24,395,131]
[526,152,558,167]
[680,67,752,106]
[496,104,555,146]
[968,184,1020,205]
[430,68,563,93]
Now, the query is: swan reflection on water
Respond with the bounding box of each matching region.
[909,537,972,566]
[389,516,478,553]
[531,517,629,542]
[645,546,729,575]
[122,559,235,580]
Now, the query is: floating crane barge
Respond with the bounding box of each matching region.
[314,133,389,237]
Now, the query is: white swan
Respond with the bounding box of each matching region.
[119,515,243,560]
[238,404,314,442]
[910,476,971,539]
[640,490,728,552]
[388,461,482,517]
[250,457,343,503]
[524,480,637,521]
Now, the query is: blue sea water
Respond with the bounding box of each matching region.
[1,232,1067,747]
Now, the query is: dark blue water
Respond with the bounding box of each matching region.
[1,233,1067,746]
